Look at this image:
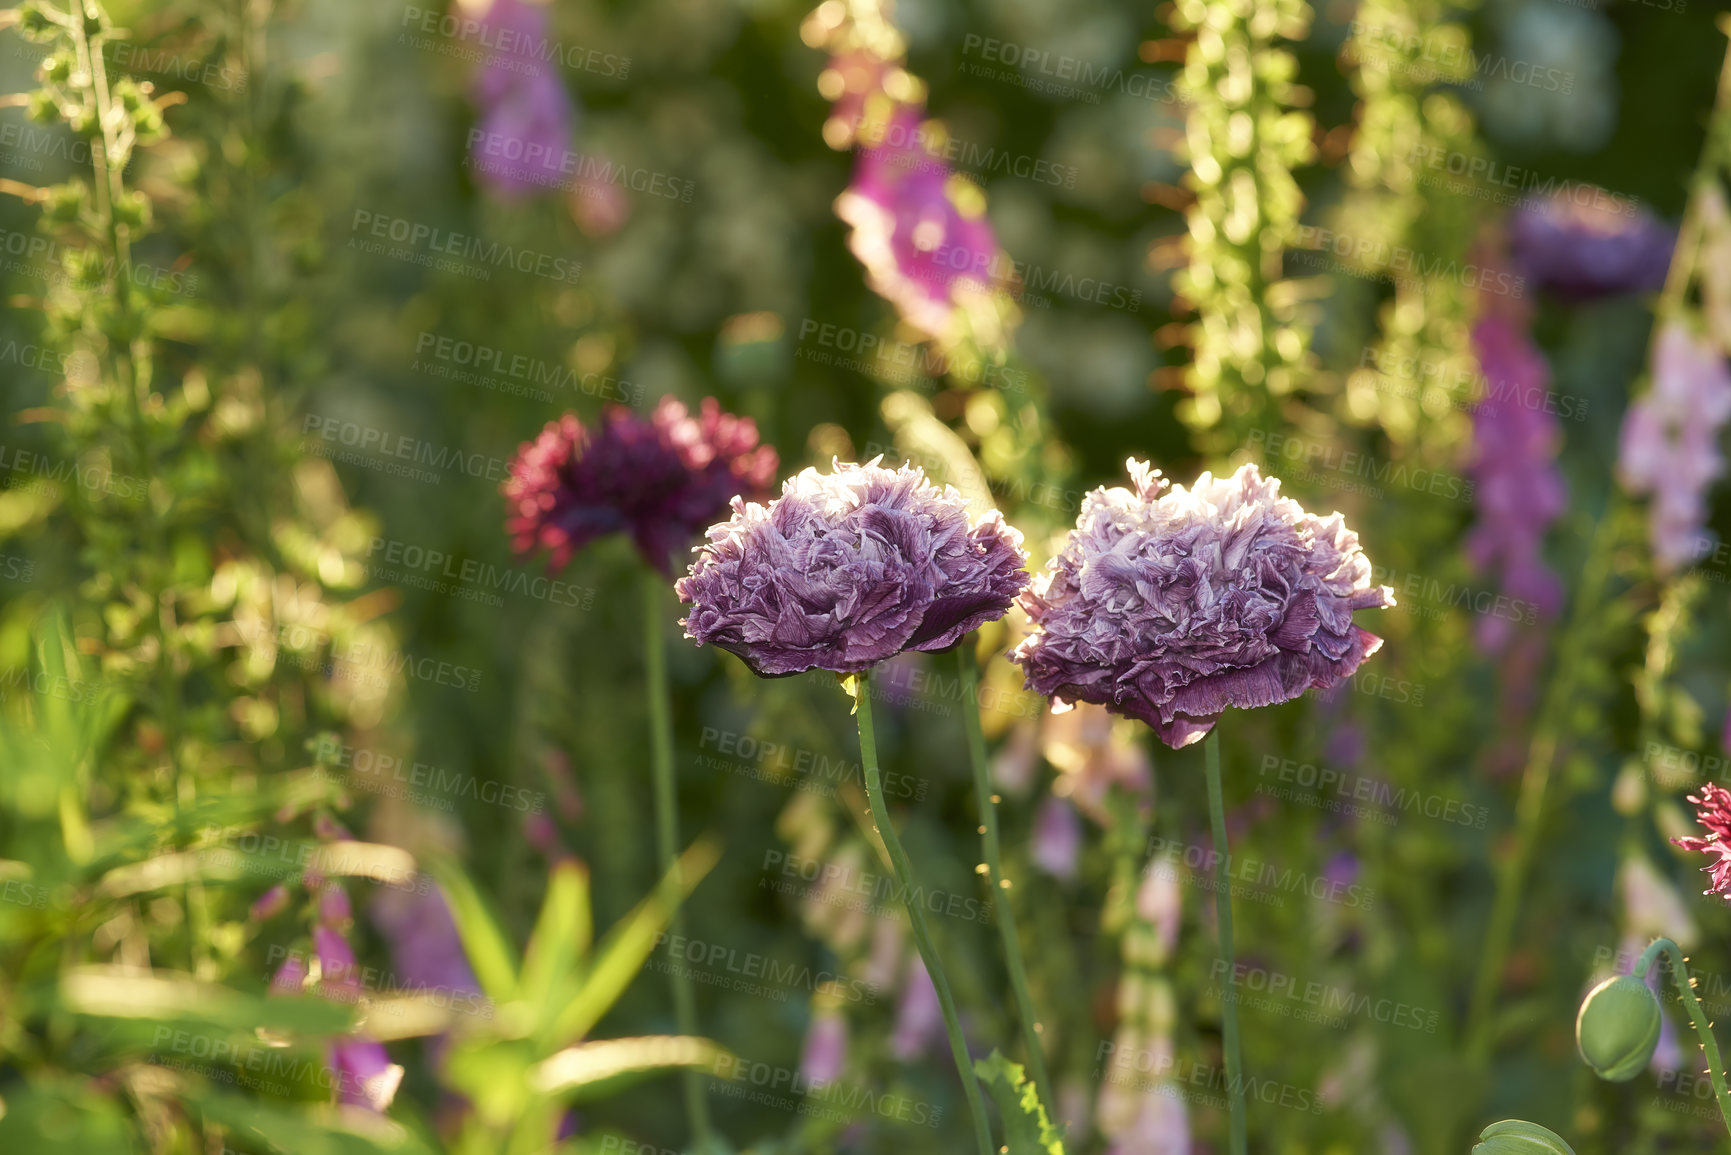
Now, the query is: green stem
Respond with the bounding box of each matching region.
[644,572,715,1151]
[1204,729,1248,1155]
[1636,937,1731,1138]
[854,672,993,1155]
[957,646,1055,1116]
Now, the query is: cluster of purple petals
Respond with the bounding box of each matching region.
[1465,316,1567,652]
[469,0,577,197]
[504,397,778,576]
[834,102,1003,339]
[1012,461,1394,749]
[676,460,1029,676]
[1510,192,1675,301]
[1673,782,1731,901]
[371,881,483,1004]
[1619,322,1731,573]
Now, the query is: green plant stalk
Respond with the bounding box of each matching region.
[644,572,715,1151]
[854,672,993,1155]
[1636,937,1731,1138]
[957,646,1055,1117]
[1204,729,1248,1155]
[1463,503,1621,1060]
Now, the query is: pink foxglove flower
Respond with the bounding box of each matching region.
[468,0,577,197]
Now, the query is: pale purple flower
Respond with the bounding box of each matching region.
[314,924,362,1003]
[1013,461,1394,748]
[677,460,1029,676]
[1619,322,1731,573]
[1134,858,1182,962]
[1511,192,1674,301]
[834,102,1005,343]
[1031,794,1082,880]
[468,0,577,197]
[330,1037,405,1112]
[371,879,483,1000]
[270,953,308,996]
[800,1009,849,1087]
[1467,316,1566,650]
[505,398,778,576]
[890,956,943,1060]
[251,884,290,922]
[1107,1089,1190,1155]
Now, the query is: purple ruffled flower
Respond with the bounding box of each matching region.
[468,0,577,197]
[834,102,1005,342]
[1511,192,1675,301]
[504,397,778,576]
[1012,461,1394,749]
[677,460,1029,677]
[1466,316,1567,651]
[1619,322,1731,573]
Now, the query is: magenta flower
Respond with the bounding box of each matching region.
[468,0,577,197]
[1673,782,1731,900]
[330,1037,405,1113]
[1511,193,1674,301]
[1013,461,1394,749]
[834,102,1005,342]
[371,879,482,1001]
[505,397,778,576]
[1466,315,1567,650]
[1619,322,1731,573]
[676,460,1029,676]
[800,1008,849,1088]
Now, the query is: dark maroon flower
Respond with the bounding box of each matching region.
[504,397,778,575]
[676,460,1029,676]
[1673,783,1731,900]
[1012,461,1395,749]
[1511,192,1674,301]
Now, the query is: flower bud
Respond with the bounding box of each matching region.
[1576,973,1662,1081]
[1472,1119,1577,1155]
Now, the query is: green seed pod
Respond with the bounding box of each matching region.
[1576,973,1662,1082]
[1471,1119,1578,1155]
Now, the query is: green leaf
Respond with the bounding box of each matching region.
[190,1085,439,1155]
[423,859,520,1005]
[59,966,354,1037]
[532,1034,730,1102]
[549,837,718,1044]
[520,859,590,1026]
[974,1049,1064,1155]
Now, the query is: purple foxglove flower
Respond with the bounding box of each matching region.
[370,879,483,1000]
[330,1036,404,1112]
[468,0,577,198]
[834,102,1005,343]
[1040,702,1152,824]
[314,924,362,1002]
[1466,316,1567,651]
[505,397,778,576]
[1032,794,1082,880]
[890,956,943,1060]
[318,884,352,928]
[1134,858,1182,961]
[1511,192,1674,301]
[1673,783,1731,901]
[270,952,308,996]
[1619,322,1731,573]
[800,1008,849,1087]
[1013,461,1394,748]
[250,884,290,922]
[677,460,1029,676]
[1107,1089,1190,1155]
